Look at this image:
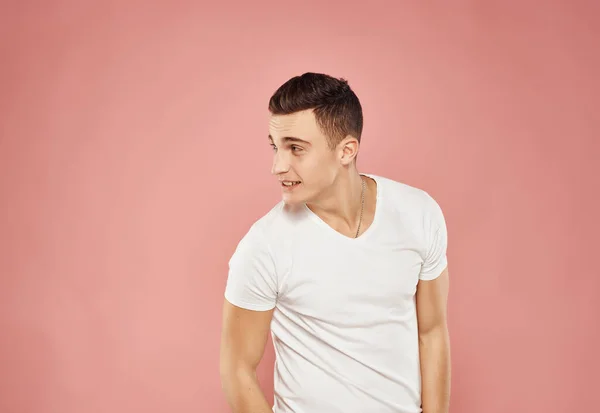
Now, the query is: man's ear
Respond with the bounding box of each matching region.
[338,136,359,166]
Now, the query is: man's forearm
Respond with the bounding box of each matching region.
[419,327,451,413]
[221,368,272,413]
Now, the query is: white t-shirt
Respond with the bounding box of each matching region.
[224,174,448,413]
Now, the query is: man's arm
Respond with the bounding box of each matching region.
[220,299,274,413]
[416,266,451,413]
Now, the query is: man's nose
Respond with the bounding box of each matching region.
[271,151,289,175]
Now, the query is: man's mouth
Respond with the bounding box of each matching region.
[281,180,301,188]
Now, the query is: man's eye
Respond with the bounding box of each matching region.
[291,145,302,152]
[270,144,277,151]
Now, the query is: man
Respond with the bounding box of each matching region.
[219,72,451,413]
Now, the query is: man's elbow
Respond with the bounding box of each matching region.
[220,358,256,390]
[418,322,450,346]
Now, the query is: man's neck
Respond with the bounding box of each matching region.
[306,170,365,228]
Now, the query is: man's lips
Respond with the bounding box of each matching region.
[280,180,301,188]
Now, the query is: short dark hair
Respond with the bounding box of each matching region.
[268,72,363,148]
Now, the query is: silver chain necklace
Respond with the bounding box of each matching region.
[355,177,366,238]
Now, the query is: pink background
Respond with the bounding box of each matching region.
[1,1,598,412]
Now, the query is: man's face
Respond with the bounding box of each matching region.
[268,109,341,205]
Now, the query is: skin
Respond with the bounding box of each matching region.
[220,109,450,413]
[268,109,375,236]
[417,267,451,413]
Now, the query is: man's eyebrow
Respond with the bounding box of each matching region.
[268,135,311,145]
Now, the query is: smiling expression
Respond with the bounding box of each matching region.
[269,109,357,205]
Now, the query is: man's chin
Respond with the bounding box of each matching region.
[281,192,306,206]
[282,196,300,205]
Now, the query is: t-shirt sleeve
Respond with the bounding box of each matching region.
[224,224,278,311]
[419,193,449,281]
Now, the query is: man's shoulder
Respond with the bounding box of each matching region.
[241,200,304,244]
[372,173,447,243]
[371,173,439,212]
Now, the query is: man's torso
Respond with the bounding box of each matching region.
[226,174,446,413]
